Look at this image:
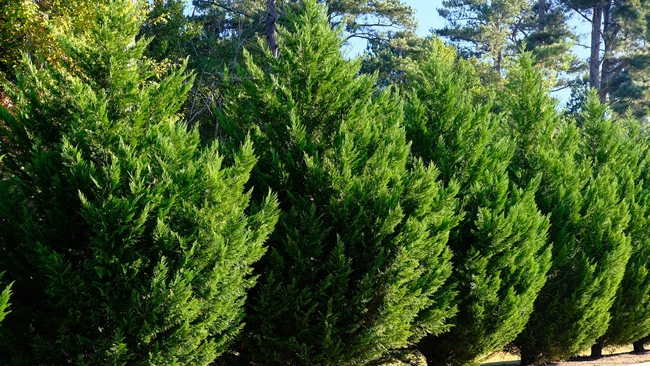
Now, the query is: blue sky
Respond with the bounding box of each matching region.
[405,0,446,36]
[345,0,444,55]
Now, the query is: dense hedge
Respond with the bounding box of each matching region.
[1,1,649,365]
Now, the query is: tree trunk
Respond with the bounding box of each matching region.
[589,1,603,90]
[634,335,650,352]
[598,0,612,103]
[591,343,603,358]
[519,350,540,366]
[265,0,279,59]
[634,340,646,352]
[538,0,546,30]
[496,48,503,75]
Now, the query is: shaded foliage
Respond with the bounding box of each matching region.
[218,2,460,364]
[0,1,278,364]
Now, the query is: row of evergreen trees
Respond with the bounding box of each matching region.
[1,1,649,365]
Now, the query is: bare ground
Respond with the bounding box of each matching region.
[554,351,650,366]
[384,346,650,366]
[482,347,650,366]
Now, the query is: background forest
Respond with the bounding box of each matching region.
[0,0,650,365]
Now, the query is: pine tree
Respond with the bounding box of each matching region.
[505,56,631,364]
[405,39,551,366]
[524,0,580,86]
[565,0,650,118]
[360,30,431,87]
[0,1,278,364]
[140,0,201,65]
[153,0,418,132]
[218,1,460,364]
[189,0,417,51]
[436,0,578,86]
[436,0,529,74]
[584,98,650,355]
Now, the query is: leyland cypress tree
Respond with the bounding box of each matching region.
[404,40,551,366]
[506,56,631,364]
[0,1,278,364]
[0,274,11,326]
[218,1,460,364]
[582,95,650,356]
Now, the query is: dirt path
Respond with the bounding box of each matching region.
[482,351,650,366]
[555,352,650,365]
[386,347,650,365]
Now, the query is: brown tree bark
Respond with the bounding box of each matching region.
[589,1,603,90]
[634,340,646,352]
[538,0,546,30]
[591,343,603,358]
[598,0,613,103]
[634,335,650,352]
[265,0,279,59]
[496,48,503,75]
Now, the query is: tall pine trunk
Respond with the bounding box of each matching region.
[599,0,612,103]
[266,0,279,58]
[590,1,603,90]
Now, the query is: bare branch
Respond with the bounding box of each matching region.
[350,21,398,28]
[552,84,573,92]
[345,33,383,42]
[563,1,594,24]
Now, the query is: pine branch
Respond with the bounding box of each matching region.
[193,0,261,21]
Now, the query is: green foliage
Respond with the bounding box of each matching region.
[524,0,581,84]
[565,0,650,119]
[506,57,631,364]
[320,0,416,39]
[588,102,650,348]
[436,0,532,73]
[0,273,12,326]
[141,0,202,65]
[0,0,100,85]
[360,30,430,87]
[146,0,418,137]
[0,1,278,364]
[603,0,650,119]
[405,39,551,366]
[435,0,579,87]
[608,66,650,120]
[218,1,460,364]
